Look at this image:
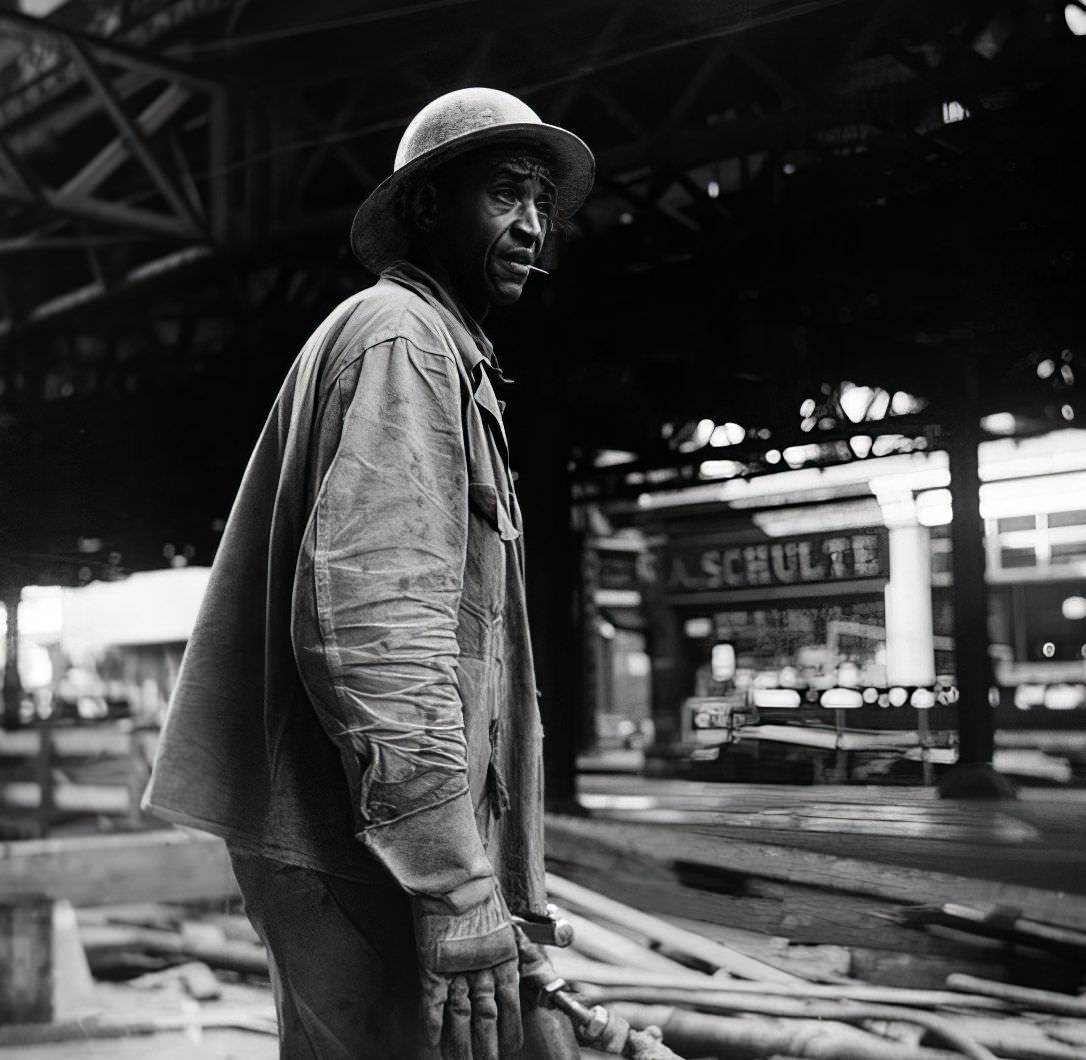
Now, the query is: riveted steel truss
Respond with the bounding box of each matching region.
[1,0,1064,338]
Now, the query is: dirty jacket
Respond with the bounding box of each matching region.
[143,263,547,917]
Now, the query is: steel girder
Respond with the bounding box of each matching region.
[0,0,1061,333]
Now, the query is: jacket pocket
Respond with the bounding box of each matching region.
[468,482,519,541]
[460,484,510,656]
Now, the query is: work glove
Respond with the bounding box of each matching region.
[513,926,558,991]
[413,883,523,1060]
[515,927,592,1060]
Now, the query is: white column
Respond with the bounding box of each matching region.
[883,512,936,687]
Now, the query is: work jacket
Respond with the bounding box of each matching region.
[143,263,548,918]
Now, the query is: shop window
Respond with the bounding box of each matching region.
[999,547,1036,569]
[1048,509,1086,529]
[1014,583,1086,663]
[929,529,952,578]
[1050,542,1086,565]
[997,515,1036,533]
[707,598,887,691]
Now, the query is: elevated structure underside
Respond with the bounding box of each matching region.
[0,0,1080,577]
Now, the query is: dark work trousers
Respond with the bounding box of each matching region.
[229,851,582,1060]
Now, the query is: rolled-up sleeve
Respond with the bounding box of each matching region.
[292,335,492,906]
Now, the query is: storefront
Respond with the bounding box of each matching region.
[583,430,1086,775]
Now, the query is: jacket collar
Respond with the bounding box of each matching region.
[382,260,512,467]
[382,261,497,369]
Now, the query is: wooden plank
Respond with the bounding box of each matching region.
[79,923,267,976]
[0,831,238,907]
[545,815,1086,930]
[557,908,705,975]
[662,914,853,981]
[549,872,804,984]
[545,856,990,960]
[0,782,129,815]
[665,822,1082,893]
[546,861,1010,988]
[0,726,136,758]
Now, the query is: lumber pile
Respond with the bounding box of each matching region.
[540,815,1086,1058]
[542,871,1086,1060]
[544,814,1086,989]
[1,825,1085,1057]
[3,872,1081,1059]
[0,895,276,1053]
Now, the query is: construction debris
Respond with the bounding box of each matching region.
[541,869,1086,1060]
[0,827,1084,1058]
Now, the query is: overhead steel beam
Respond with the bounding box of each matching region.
[658,41,733,135]
[549,2,640,122]
[597,56,1021,178]
[59,83,191,202]
[0,140,193,239]
[38,190,195,239]
[66,41,205,238]
[817,0,912,92]
[519,0,853,98]
[0,133,47,206]
[732,47,797,110]
[0,7,221,94]
[0,245,212,337]
[290,94,377,203]
[167,129,205,220]
[0,233,152,256]
[0,78,196,240]
[887,41,986,118]
[585,83,645,139]
[207,90,233,244]
[597,175,700,234]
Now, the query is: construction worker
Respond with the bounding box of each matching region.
[143,88,594,1058]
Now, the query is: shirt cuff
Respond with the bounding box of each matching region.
[359,788,493,910]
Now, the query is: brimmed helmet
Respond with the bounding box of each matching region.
[350,87,595,273]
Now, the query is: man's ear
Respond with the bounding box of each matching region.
[409,178,439,233]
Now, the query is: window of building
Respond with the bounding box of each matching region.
[987,509,1086,575]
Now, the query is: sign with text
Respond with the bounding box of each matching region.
[666,530,887,594]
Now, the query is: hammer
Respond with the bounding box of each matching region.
[514,912,685,1059]
[512,905,575,948]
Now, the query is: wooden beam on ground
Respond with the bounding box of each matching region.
[544,814,1086,930]
[544,851,977,957]
[0,830,238,906]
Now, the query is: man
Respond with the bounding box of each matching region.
[143,88,594,1058]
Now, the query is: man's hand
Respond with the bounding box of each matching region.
[413,885,523,1059]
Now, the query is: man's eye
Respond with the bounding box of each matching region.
[494,185,519,205]
[536,199,555,218]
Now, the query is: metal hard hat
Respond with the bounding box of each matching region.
[350,87,595,273]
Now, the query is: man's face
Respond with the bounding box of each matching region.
[427,147,556,316]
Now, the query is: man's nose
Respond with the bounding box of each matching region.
[512,198,544,242]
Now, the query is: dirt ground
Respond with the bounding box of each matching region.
[0,978,278,1059]
[0,1028,278,1059]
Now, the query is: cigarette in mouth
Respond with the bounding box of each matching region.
[527,265,549,275]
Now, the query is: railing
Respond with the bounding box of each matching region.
[0,718,155,837]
